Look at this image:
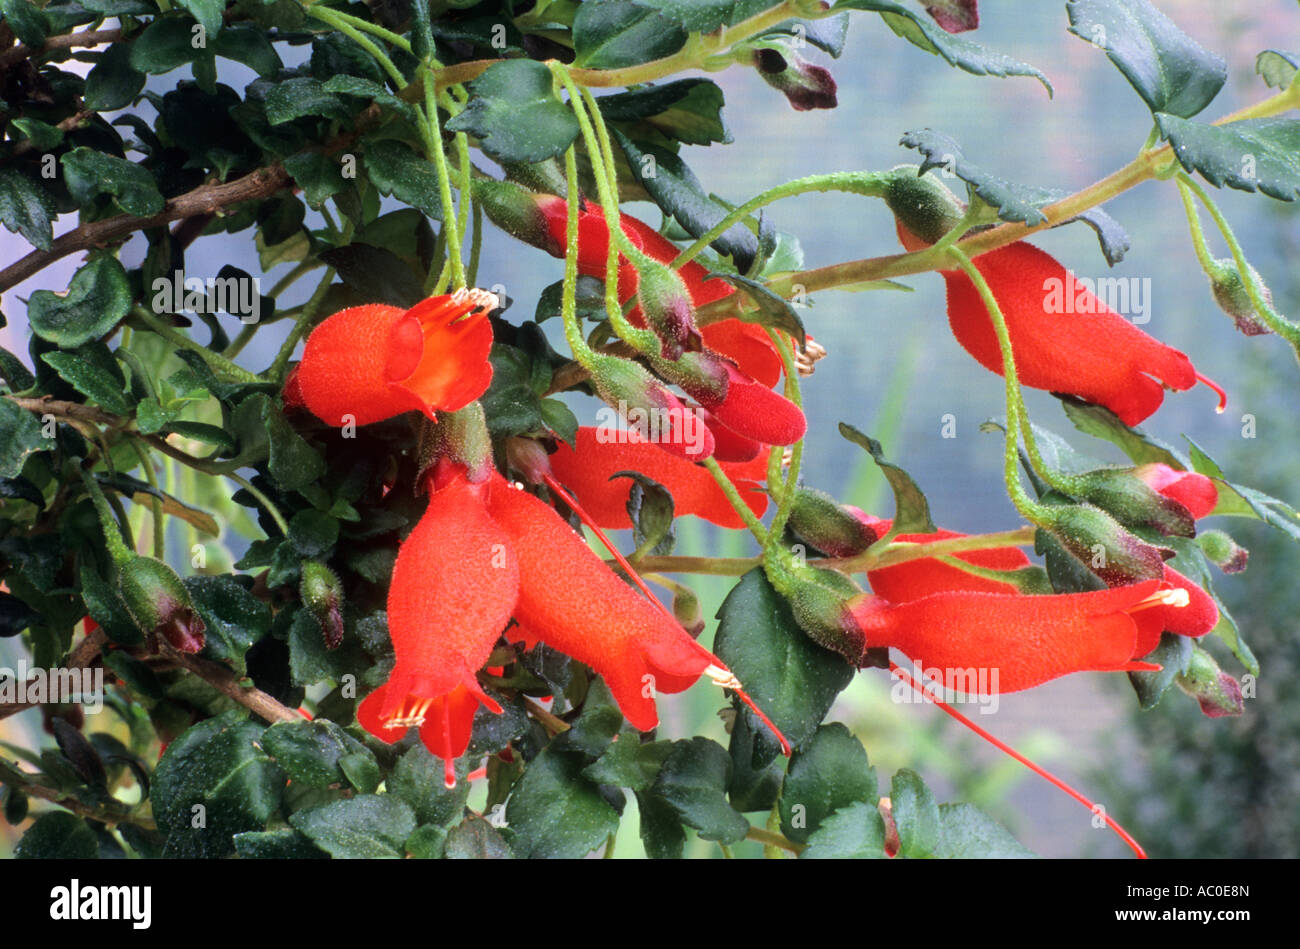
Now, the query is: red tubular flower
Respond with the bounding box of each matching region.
[649,349,807,447]
[1134,463,1219,520]
[356,472,515,785]
[896,224,1225,427]
[482,474,726,732]
[848,580,1174,693]
[289,289,497,427]
[1130,564,1219,658]
[548,426,769,529]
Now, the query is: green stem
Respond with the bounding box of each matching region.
[307,6,408,88]
[561,147,597,364]
[266,267,337,380]
[420,63,465,288]
[833,526,1036,573]
[1178,173,1300,351]
[609,555,760,576]
[130,307,262,385]
[226,472,290,538]
[703,457,767,544]
[764,329,803,545]
[128,439,165,560]
[747,825,804,856]
[1175,178,1218,273]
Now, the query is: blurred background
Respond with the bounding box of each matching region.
[2,0,1297,857]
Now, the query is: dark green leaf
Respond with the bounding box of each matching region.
[1128,630,1193,709]
[0,591,38,637]
[130,15,208,74]
[446,60,581,163]
[1184,436,1300,543]
[0,398,50,478]
[0,346,36,391]
[613,470,675,557]
[572,0,688,70]
[152,711,285,857]
[289,794,417,858]
[890,768,941,858]
[185,575,271,670]
[559,676,625,757]
[706,271,806,341]
[444,817,514,858]
[10,118,64,151]
[636,789,686,858]
[1057,396,1188,468]
[779,723,877,843]
[233,828,328,858]
[596,79,731,146]
[262,719,373,789]
[84,42,145,111]
[613,130,758,273]
[649,737,748,844]
[935,802,1036,858]
[505,746,619,858]
[1156,113,1300,202]
[174,0,223,37]
[265,77,353,126]
[40,344,131,415]
[838,423,935,533]
[1066,0,1225,118]
[836,0,1050,92]
[0,168,55,251]
[62,147,165,217]
[799,801,887,858]
[0,0,47,46]
[27,256,132,348]
[899,131,1131,263]
[14,812,98,859]
[388,745,472,826]
[362,138,445,221]
[288,509,339,557]
[213,23,282,77]
[318,242,426,308]
[282,152,347,209]
[714,569,853,752]
[585,730,672,792]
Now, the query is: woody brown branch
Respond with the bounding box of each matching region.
[0,27,122,69]
[0,627,106,723]
[161,647,300,724]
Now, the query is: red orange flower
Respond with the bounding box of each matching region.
[896,224,1224,427]
[1135,463,1219,520]
[286,289,497,426]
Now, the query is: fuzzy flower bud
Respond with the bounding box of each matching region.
[300,560,345,650]
[787,488,879,557]
[1176,645,1244,718]
[1206,258,1274,337]
[118,556,205,653]
[1035,503,1170,586]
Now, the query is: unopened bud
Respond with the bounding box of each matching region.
[883,167,966,249]
[1133,463,1218,520]
[1056,468,1196,538]
[788,488,878,557]
[473,179,564,257]
[118,556,205,653]
[505,436,554,484]
[636,258,703,360]
[1176,645,1244,718]
[588,352,715,460]
[1197,529,1249,574]
[301,560,345,650]
[652,352,806,447]
[776,564,865,663]
[672,584,704,638]
[1206,258,1274,337]
[1035,502,1170,586]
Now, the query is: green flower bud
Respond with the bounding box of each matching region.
[300,560,345,650]
[118,556,205,653]
[787,488,879,557]
[1206,258,1274,337]
[587,352,715,461]
[772,563,865,663]
[1056,468,1196,538]
[472,179,563,257]
[882,167,967,246]
[672,584,704,638]
[636,258,703,360]
[1176,646,1244,718]
[1196,529,1249,575]
[1035,502,1170,586]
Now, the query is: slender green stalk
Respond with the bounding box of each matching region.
[226,472,290,537]
[1175,178,1218,273]
[561,147,597,363]
[307,6,408,88]
[1178,173,1300,351]
[78,467,133,565]
[129,439,165,560]
[832,526,1036,573]
[764,328,803,545]
[130,307,262,384]
[420,63,465,288]
[703,457,767,544]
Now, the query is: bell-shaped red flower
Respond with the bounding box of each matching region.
[288,289,497,427]
[848,579,1180,693]
[547,426,770,529]
[896,224,1224,427]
